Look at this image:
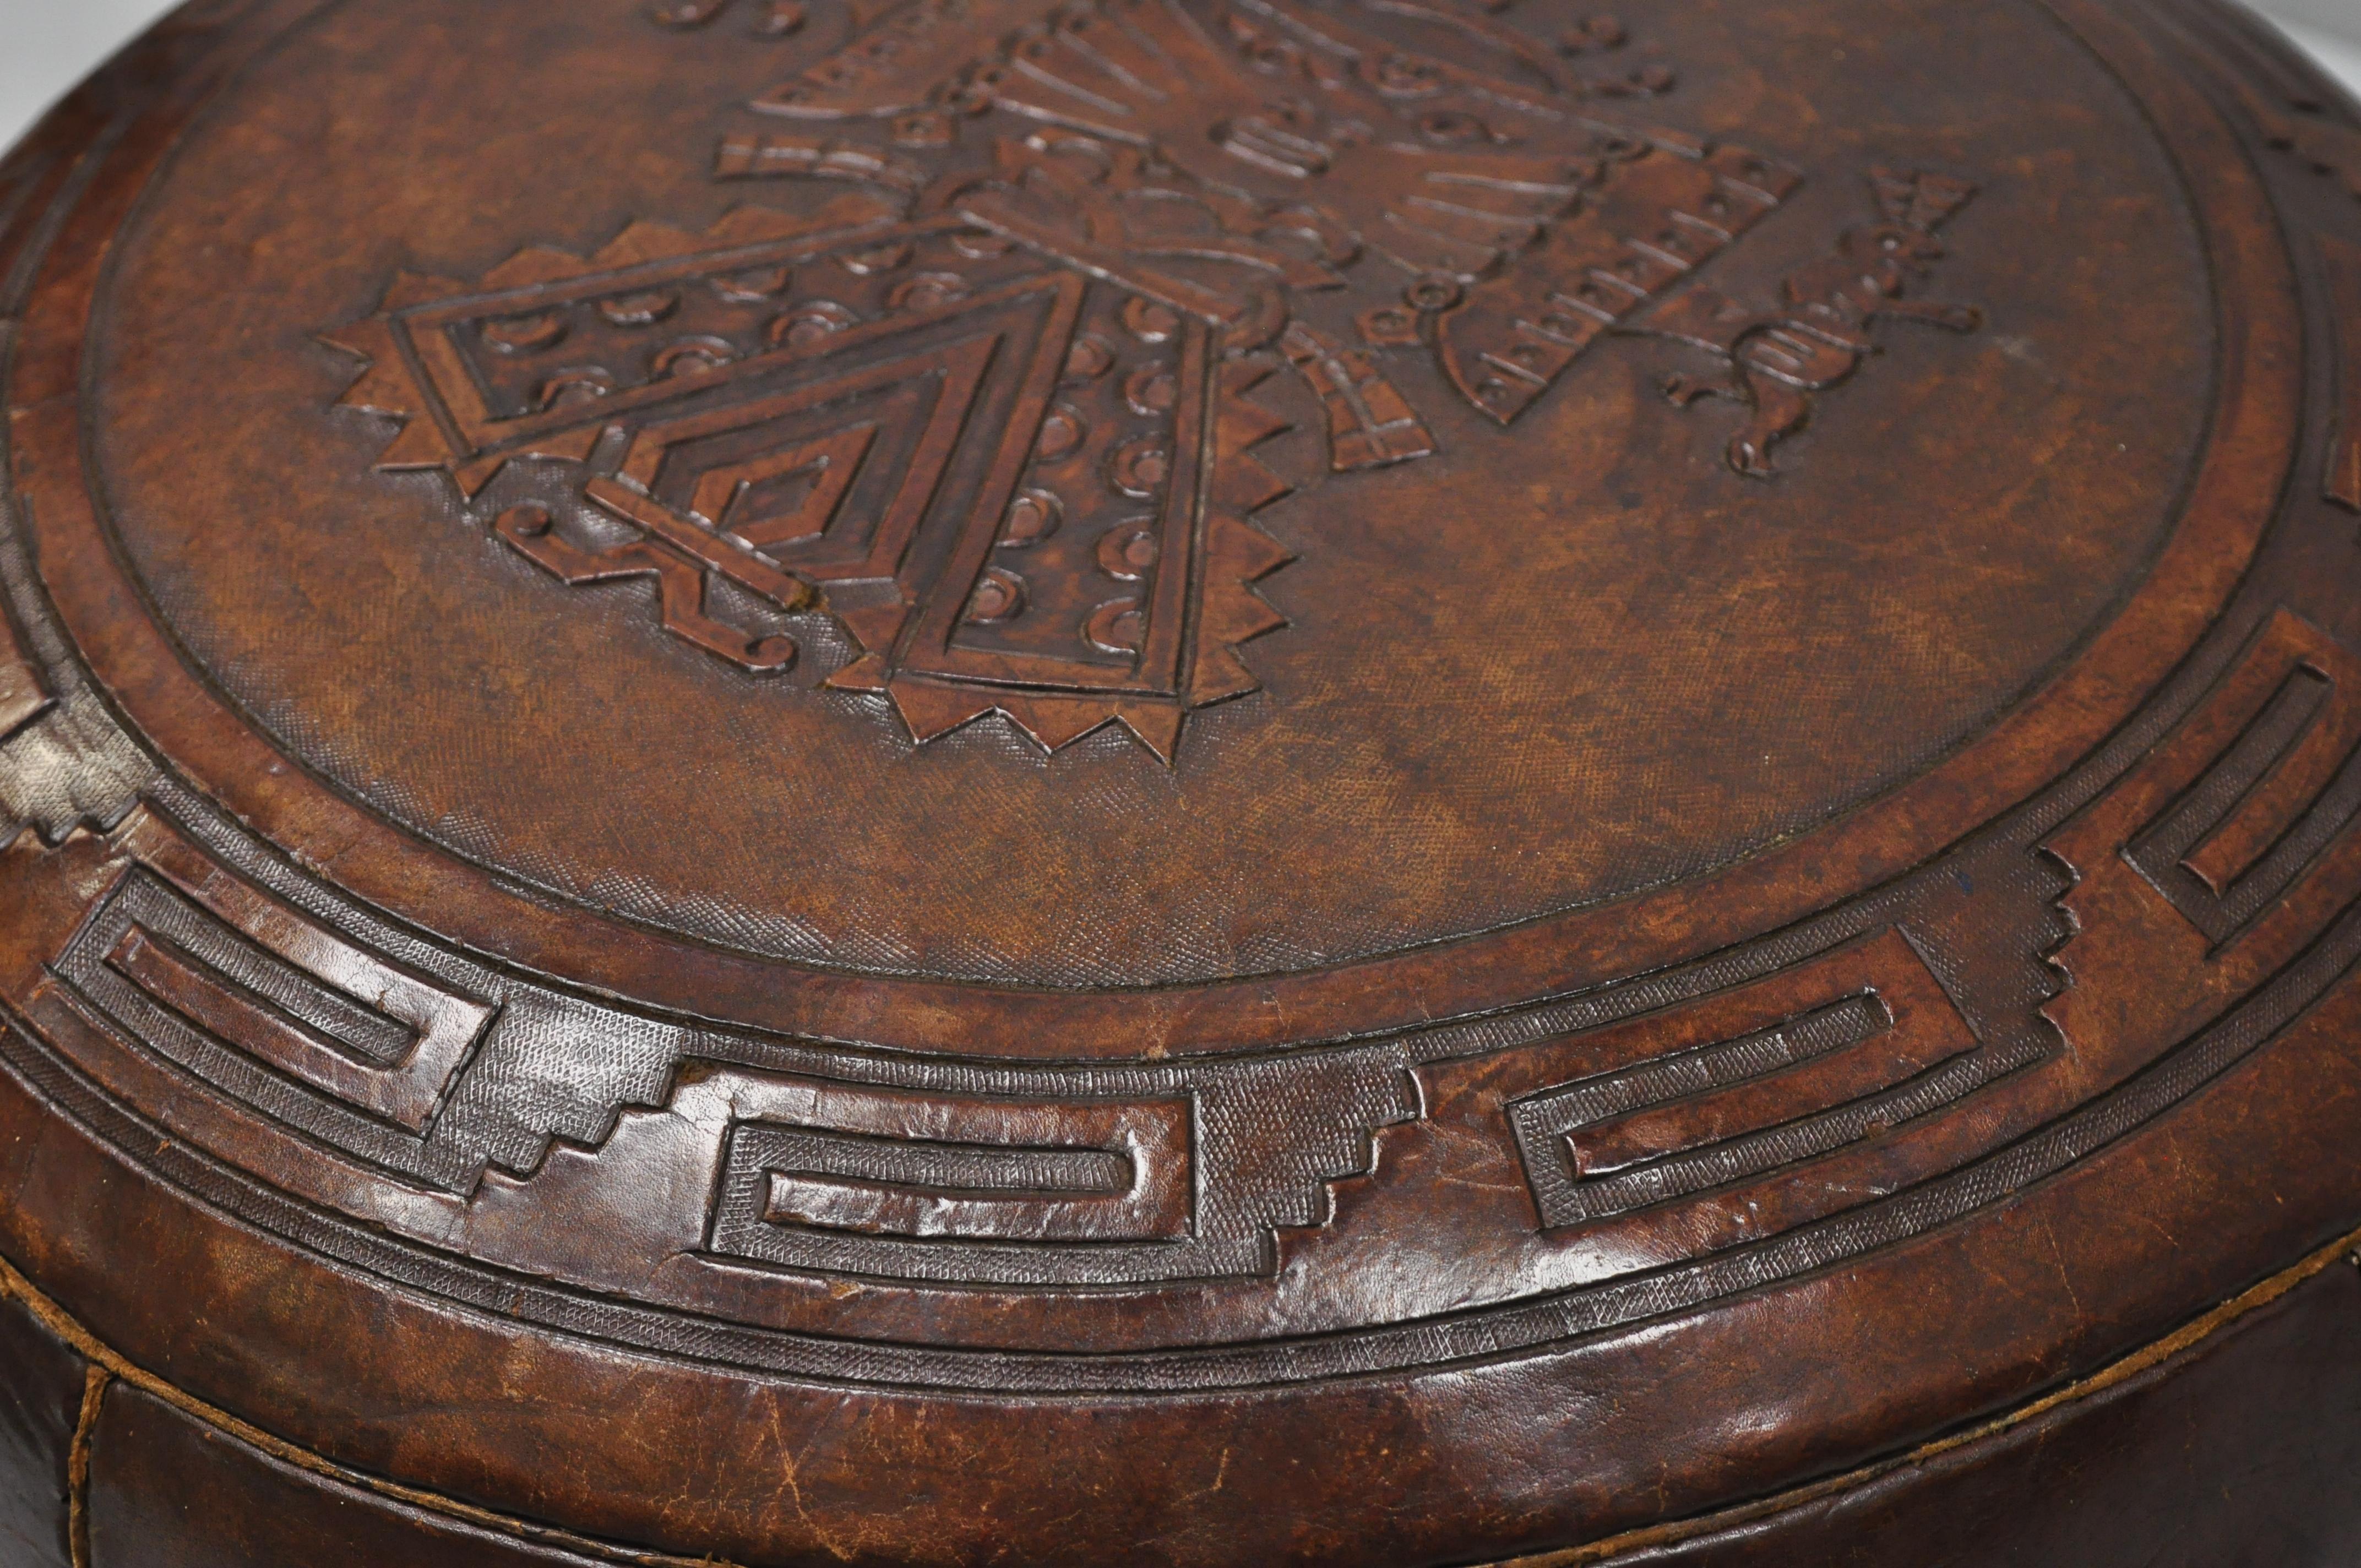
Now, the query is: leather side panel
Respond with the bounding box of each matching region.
[1596,1257,2361,1568]
[0,1293,80,1568]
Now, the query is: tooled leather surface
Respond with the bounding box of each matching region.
[1,0,2360,1562]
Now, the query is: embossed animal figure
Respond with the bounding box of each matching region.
[1642,168,1981,477]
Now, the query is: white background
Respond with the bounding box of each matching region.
[0,0,2357,155]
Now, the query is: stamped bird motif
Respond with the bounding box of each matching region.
[1639,167,1982,477]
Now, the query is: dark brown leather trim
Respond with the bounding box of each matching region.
[0,1294,80,1568]
[9,1206,2361,1568]
[1492,1230,2361,1567]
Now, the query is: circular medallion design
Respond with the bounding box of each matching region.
[1,0,2346,1422]
[77,0,2212,989]
[10,1,2361,1559]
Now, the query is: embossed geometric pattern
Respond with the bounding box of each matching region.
[328,0,1811,760]
[1507,928,1982,1229]
[52,0,2209,1000]
[4,0,2361,1562]
[51,813,495,1135]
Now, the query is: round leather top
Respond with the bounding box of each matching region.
[88,0,2207,989]
[2,0,2360,1561]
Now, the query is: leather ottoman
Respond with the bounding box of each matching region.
[3,0,2361,1561]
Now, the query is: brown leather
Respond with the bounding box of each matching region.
[2,0,2360,1561]
[0,1297,80,1568]
[84,1385,586,1567]
[1579,1246,2361,1567]
[7,1237,2360,1568]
